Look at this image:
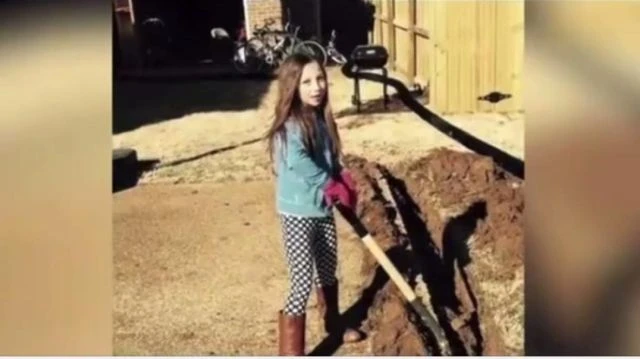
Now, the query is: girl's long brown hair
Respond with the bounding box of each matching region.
[265,53,342,168]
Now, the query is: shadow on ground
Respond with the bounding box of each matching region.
[308,245,408,356]
[156,137,264,169]
[335,89,427,120]
[113,77,272,135]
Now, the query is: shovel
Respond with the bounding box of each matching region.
[335,204,452,355]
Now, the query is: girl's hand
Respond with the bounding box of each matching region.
[340,169,357,195]
[324,178,356,210]
[339,169,358,209]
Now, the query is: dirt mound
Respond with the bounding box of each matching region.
[396,148,524,270]
[395,148,524,355]
[341,147,524,356]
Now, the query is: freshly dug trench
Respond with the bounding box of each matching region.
[342,155,432,356]
[341,148,524,356]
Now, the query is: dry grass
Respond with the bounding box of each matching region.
[471,242,525,355]
[113,67,523,185]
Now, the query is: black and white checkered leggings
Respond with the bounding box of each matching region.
[280,214,338,316]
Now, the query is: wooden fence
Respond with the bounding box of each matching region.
[370,0,524,114]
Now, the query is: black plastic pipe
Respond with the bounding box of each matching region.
[341,61,524,180]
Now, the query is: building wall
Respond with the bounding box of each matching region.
[244,0,324,41]
[245,0,283,34]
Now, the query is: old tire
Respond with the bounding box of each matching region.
[113,148,138,192]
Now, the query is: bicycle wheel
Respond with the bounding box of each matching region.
[294,40,327,66]
[233,38,265,74]
[273,34,299,66]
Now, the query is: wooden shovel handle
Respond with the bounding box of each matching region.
[335,204,450,353]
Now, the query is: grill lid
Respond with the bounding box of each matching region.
[350,45,389,69]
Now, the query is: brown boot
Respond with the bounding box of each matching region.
[278,310,306,356]
[316,283,364,343]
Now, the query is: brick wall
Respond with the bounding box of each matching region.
[246,0,283,34]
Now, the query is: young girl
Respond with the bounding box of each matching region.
[265,53,364,355]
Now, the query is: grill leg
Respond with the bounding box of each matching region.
[382,68,389,110]
[353,72,361,113]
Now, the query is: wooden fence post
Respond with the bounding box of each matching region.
[386,0,395,70]
[408,0,416,85]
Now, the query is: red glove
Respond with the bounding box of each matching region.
[339,169,358,206]
[324,169,358,210]
[324,178,355,210]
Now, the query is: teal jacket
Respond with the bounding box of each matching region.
[274,113,341,218]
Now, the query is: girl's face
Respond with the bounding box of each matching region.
[298,61,327,108]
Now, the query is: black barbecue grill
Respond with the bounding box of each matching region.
[349,45,390,112]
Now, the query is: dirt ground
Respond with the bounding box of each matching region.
[113,66,524,355]
[113,181,372,355]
